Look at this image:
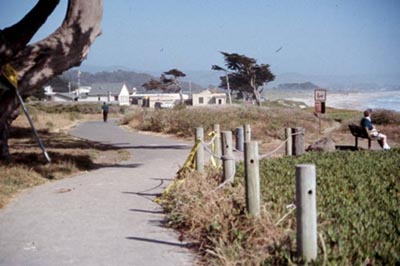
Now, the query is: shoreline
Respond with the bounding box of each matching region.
[267,90,400,111]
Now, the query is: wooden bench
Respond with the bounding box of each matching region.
[348,123,382,149]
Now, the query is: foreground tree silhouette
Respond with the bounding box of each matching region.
[0,0,102,161]
[142,68,186,104]
[215,52,275,106]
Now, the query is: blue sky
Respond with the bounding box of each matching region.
[1,0,399,76]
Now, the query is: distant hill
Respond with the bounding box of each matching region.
[273,82,321,91]
[62,70,154,91]
[48,70,205,93]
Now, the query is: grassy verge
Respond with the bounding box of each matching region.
[0,102,130,208]
[160,149,400,265]
[122,105,338,143]
[122,106,400,152]
[139,105,400,265]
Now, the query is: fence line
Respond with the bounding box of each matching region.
[258,130,303,159]
[185,126,317,262]
[195,128,305,167]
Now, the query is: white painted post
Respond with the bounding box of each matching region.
[244,124,251,142]
[235,127,244,152]
[244,141,260,217]
[296,164,317,262]
[285,128,292,156]
[195,127,204,173]
[221,131,235,182]
[213,124,222,167]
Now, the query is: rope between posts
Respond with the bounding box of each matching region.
[259,131,304,159]
[214,162,236,191]
[189,128,304,191]
[202,131,218,147]
[275,203,296,226]
[233,147,244,153]
[259,138,289,159]
[201,140,222,160]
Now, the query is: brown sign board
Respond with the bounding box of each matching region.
[314,101,322,113]
[315,101,326,113]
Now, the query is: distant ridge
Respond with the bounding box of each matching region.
[274,82,320,91]
[51,70,205,93]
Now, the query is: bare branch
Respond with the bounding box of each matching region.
[10,0,103,95]
[0,0,60,64]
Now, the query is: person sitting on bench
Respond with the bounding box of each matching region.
[360,109,391,150]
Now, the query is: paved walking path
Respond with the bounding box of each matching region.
[0,120,195,266]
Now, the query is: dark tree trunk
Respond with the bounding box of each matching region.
[0,91,20,160]
[0,0,102,161]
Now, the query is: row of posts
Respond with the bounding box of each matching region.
[194,125,317,262]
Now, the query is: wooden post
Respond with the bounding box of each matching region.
[235,127,244,152]
[285,128,292,156]
[244,124,251,142]
[221,131,235,182]
[244,141,260,217]
[195,127,204,173]
[213,124,222,167]
[296,164,317,262]
[292,127,305,156]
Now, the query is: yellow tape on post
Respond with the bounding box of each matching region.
[208,131,217,168]
[176,139,201,178]
[2,64,18,89]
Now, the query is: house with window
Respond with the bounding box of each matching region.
[80,82,130,105]
[131,92,188,108]
[192,89,226,106]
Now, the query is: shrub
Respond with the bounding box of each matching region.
[371,109,400,125]
[162,149,400,265]
[122,106,326,142]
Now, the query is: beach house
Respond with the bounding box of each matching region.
[192,89,226,106]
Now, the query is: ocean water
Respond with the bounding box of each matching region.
[366,93,400,112]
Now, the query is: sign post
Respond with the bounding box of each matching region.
[1,64,51,163]
[314,89,327,135]
[314,89,327,112]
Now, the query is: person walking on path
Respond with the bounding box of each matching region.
[101,102,109,122]
[360,109,391,150]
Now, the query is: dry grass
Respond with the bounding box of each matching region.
[160,168,286,265]
[0,105,129,208]
[123,105,336,142]
[123,105,400,151]
[141,105,400,265]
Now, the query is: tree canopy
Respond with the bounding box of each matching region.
[142,68,186,103]
[216,52,275,106]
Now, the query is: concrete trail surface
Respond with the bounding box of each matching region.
[0,120,195,266]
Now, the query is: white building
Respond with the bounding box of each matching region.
[80,83,130,105]
[192,90,226,106]
[49,83,131,106]
[131,92,189,108]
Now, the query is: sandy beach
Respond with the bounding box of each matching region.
[267,90,400,111]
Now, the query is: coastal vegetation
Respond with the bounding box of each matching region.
[2,102,399,263]
[121,104,400,146]
[123,105,400,265]
[160,149,399,265]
